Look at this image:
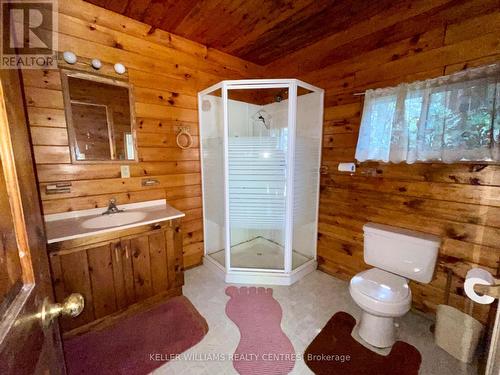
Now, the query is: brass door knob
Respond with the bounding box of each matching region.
[41,293,84,327]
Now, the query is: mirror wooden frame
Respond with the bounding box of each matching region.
[60,69,138,164]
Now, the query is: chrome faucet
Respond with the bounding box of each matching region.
[102,198,124,215]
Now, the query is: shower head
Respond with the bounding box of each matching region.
[252,110,271,130]
[258,115,270,129]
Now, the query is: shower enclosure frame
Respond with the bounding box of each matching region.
[198,79,324,285]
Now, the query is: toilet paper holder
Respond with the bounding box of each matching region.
[474,283,500,299]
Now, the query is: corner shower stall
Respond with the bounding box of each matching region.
[199,79,324,285]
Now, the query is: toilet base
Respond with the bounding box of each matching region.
[358,311,396,348]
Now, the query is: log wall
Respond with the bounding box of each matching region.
[268,0,500,322]
[22,0,500,322]
[22,0,263,269]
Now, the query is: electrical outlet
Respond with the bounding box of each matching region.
[120,165,130,178]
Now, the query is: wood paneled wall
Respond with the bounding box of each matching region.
[21,0,500,322]
[269,0,500,322]
[22,0,263,269]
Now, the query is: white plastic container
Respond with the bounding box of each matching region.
[435,304,484,363]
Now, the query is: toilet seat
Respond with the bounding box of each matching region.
[349,268,412,317]
[352,268,409,302]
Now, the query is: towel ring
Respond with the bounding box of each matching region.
[176,127,193,149]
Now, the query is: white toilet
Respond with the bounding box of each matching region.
[349,222,440,348]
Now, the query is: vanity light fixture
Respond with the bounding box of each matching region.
[63,51,77,64]
[114,63,126,74]
[91,58,102,70]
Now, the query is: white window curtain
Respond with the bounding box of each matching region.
[355,63,500,163]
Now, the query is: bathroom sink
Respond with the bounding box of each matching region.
[82,211,147,229]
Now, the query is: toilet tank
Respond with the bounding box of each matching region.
[363,223,440,283]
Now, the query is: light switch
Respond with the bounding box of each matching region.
[120,165,130,178]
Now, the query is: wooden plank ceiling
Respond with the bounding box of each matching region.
[83,0,396,65]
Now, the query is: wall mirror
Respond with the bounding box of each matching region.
[60,70,137,163]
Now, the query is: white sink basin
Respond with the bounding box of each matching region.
[82,211,147,229]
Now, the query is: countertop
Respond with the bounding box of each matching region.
[44,199,185,244]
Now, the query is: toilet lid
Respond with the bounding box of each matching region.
[350,268,410,303]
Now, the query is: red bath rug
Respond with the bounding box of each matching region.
[304,311,421,375]
[64,296,208,375]
[225,286,295,375]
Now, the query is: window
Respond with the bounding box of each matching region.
[355,63,500,163]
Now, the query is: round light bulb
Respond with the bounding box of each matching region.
[114,63,126,74]
[63,51,77,64]
[91,59,102,70]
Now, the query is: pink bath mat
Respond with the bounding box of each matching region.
[64,296,208,375]
[225,286,295,374]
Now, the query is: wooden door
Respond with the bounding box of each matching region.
[0,69,66,374]
[485,304,499,374]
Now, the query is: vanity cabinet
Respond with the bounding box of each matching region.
[48,218,183,336]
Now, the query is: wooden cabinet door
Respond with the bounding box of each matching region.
[166,219,184,289]
[127,223,184,302]
[149,231,169,294]
[87,244,117,319]
[125,223,184,303]
[50,250,95,332]
[130,234,153,300]
[0,70,66,373]
[113,239,135,309]
[51,242,122,331]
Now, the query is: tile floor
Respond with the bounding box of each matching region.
[154,264,477,375]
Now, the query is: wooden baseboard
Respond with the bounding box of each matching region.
[184,258,203,270]
[184,253,203,269]
[62,287,182,339]
[317,263,351,282]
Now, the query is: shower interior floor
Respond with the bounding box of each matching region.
[208,236,311,270]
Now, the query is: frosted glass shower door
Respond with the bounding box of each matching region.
[227,87,289,270]
[292,86,323,269]
[200,88,226,267]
